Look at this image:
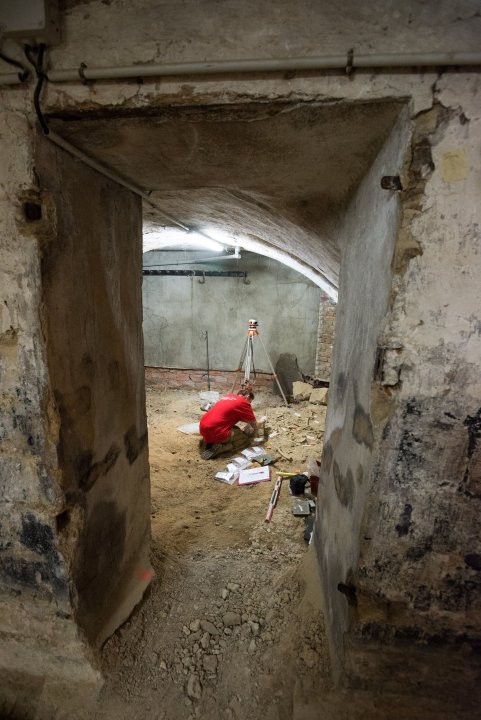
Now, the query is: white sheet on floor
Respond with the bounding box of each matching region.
[177,422,200,434]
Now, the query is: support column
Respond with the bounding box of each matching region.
[0,105,102,717]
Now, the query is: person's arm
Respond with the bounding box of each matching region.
[236,398,258,435]
[244,414,266,436]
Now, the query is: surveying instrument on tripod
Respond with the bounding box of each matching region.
[232,319,289,406]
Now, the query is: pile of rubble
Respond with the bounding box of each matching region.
[291,381,328,405]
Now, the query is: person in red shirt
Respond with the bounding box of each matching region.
[199,385,259,459]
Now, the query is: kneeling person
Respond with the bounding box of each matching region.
[199,385,258,460]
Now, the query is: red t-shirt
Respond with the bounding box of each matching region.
[199,394,256,444]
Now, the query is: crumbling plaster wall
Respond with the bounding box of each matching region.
[0,95,102,718]
[318,78,481,704]
[143,250,321,373]
[316,104,411,679]
[315,299,337,380]
[36,136,151,649]
[350,79,481,695]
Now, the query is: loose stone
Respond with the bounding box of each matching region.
[223,611,241,627]
[186,674,202,700]
[203,654,218,673]
[200,619,219,635]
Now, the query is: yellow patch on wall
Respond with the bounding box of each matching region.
[441,148,467,182]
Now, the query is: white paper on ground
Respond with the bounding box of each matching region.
[232,456,251,469]
[215,471,237,485]
[238,466,271,485]
[177,423,200,434]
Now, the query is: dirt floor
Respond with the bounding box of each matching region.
[92,384,332,720]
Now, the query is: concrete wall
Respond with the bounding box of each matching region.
[316,105,411,680]
[143,250,321,374]
[0,98,151,716]
[0,98,102,717]
[36,136,151,648]
[318,89,481,705]
[349,92,481,698]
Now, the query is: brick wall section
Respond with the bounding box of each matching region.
[315,299,337,380]
[145,366,274,391]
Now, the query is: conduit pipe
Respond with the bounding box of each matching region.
[0,71,23,84]
[2,51,481,86]
[47,129,190,231]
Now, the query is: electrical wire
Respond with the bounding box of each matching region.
[0,49,29,82]
[24,44,49,135]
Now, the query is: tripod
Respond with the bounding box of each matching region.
[232,319,289,406]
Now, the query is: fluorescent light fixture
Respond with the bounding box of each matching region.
[142,224,337,300]
[189,232,225,252]
[142,227,224,253]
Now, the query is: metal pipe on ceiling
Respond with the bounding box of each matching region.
[0,71,23,84]
[47,129,190,232]
[142,269,247,277]
[1,51,481,86]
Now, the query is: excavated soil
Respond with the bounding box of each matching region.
[92,384,332,720]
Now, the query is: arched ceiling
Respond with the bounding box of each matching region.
[49,100,404,294]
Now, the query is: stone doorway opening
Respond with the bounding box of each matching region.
[25,97,412,716]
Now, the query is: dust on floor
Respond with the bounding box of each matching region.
[92,385,331,720]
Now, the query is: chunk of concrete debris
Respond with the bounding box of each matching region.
[223,611,241,627]
[203,654,218,673]
[309,387,328,405]
[186,674,202,700]
[292,381,313,401]
[200,619,219,635]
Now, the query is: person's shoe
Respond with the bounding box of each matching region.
[214,442,233,457]
[201,442,233,460]
[200,443,215,460]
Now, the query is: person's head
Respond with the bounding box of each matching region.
[238,384,255,402]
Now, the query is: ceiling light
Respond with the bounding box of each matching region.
[188,232,225,252]
[142,227,224,253]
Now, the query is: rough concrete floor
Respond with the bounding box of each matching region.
[92,385,331,720]
[90,385,472,720]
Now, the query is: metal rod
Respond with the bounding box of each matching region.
[3,51,481,86]
[47,130,190,231]
[231,336,248,393]
[142,269,247,277]
[257,332,289,407]
[203,330,210,391]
